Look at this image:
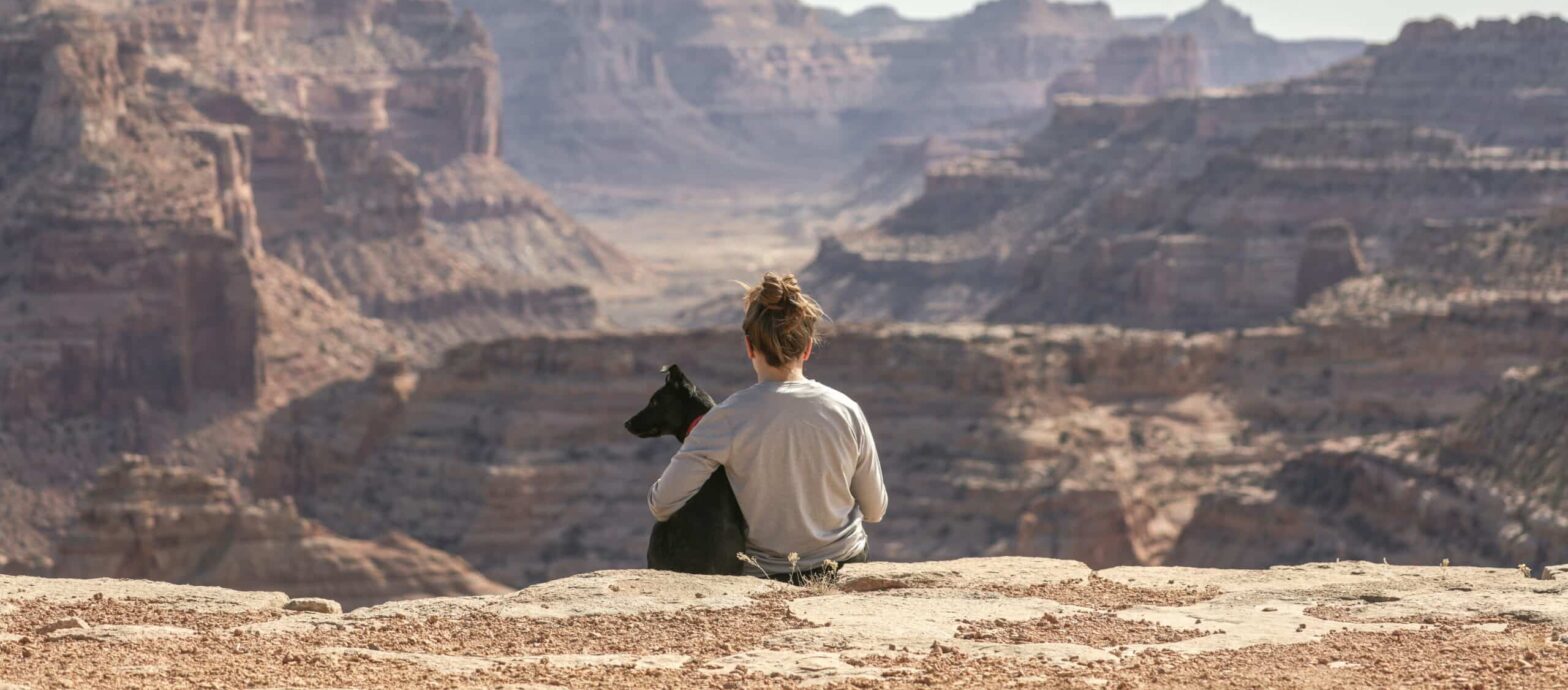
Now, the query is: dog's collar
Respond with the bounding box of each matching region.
[684,415,705,440]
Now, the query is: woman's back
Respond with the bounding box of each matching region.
[702,379,885,574]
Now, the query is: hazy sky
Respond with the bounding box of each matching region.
[811,1,1567,41]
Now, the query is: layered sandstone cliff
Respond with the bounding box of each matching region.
[807,16,1568,329]
[255,290,1568,585]
[0,1,630,583]
[50,456,507,609]
[458,0,1360,190]
[1441,357,1568,508]
[0,8,261,422]
[105,0,629,349]
[0,7,275,566]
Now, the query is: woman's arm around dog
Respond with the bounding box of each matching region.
[648,411,733,522]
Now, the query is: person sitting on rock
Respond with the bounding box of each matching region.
[648,272,888,583]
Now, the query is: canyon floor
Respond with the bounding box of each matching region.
[577,188,886,328]
[3,558,1566,689]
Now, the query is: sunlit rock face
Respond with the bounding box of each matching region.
[0,8,275,568]
[805,16,1568,330]
[0,0,631,582]
[97,0,628,352]
[0,8,263,423]
[7,557,1568,687]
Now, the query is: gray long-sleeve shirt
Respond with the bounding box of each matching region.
[648,379,887,575]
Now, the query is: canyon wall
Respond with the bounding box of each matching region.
[805,16,1568,330]
[0,1,634,594]
[0,8,260,423]
[458,0,1361,189]
[52,456,507,609]
[109,0,630,350]
[1166,0,1364,88]
[0,8,275,566]
[254,296,1568,585]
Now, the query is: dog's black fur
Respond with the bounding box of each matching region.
[624,365,747,575]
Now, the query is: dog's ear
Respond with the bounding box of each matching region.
[661,364,685,383]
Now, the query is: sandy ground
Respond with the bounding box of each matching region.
[3,558,1567,688]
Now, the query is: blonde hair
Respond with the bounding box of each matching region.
[742,272,824,368]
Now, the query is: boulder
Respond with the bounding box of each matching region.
[283,598,344,615]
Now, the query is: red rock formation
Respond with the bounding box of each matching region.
[0,5,408,572]
[254,301,1568,583]
[809,18,1568,329]
[52,457,509,609]
[1170,435,1568,570]
[0,0,619,579]
[0,9,261,423]
[108,0,631,351]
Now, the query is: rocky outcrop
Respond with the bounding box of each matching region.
[1015,490,1140,568]
[1441,358,1568,506]
[0,0,625,583]
[1171,342,1568,570]
[253,324,1224,585]
[458,0,1361,189]
[1165,0,1364,88]
[1170,444,1568,569]
[817,4,934,41]
[420,154,639,285]
[0,9,261,422]
[1051,33,1203,99]
[809,17,1568,329]
[51,456,508,609]
[109,0,628,350]
[4,559,1568,687]
[255,299,1568,586]
[0,2,294,541]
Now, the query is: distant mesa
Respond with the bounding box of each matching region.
[457,0,1363,190]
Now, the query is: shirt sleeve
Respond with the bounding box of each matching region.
[851,410,888,524]
[647,413,731,522]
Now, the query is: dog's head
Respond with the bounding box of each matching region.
[623,365,716,441]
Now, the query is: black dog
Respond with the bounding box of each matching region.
[623,365,747,575]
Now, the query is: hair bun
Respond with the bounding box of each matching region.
[757,272,801,311]
[741,272,825,368]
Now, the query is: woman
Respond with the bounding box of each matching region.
[648,273,887,582]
